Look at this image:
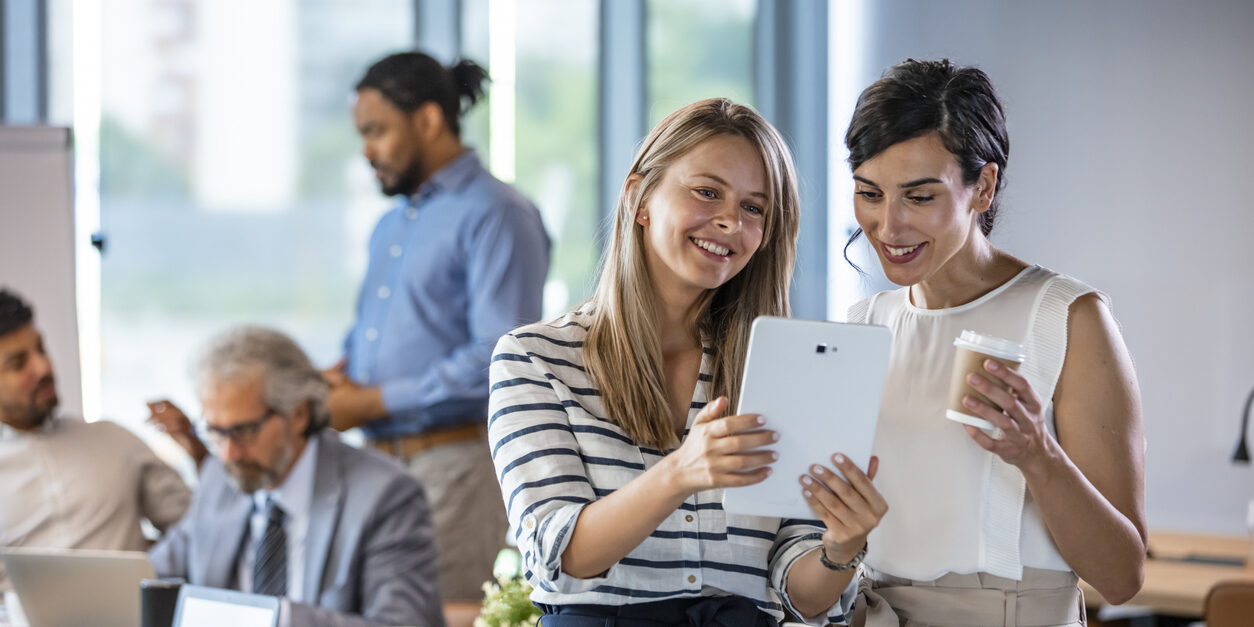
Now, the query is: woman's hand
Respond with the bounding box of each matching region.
[800,454,888,561]
[663,396,779,496]
[962,359,1054,472]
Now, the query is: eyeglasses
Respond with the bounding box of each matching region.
[200,409,280,447]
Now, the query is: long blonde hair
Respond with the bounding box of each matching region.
[584,98,800,450]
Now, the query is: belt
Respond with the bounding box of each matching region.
[370,422,485,458]
[538,596,778,627]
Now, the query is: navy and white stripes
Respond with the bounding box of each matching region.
[487,310,855,625]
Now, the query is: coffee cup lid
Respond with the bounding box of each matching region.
[953,330,1025,362]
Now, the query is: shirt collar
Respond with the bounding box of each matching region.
[0,413,63,441]
[406,148,482,205]
[254,435,319,520]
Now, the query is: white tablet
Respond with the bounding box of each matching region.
[722,316,891,520]
[173,585,280,627]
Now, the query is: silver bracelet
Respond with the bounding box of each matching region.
[819,543,866,571]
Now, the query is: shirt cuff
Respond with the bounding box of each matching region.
[520,501,611,595]
[773,537,857,626]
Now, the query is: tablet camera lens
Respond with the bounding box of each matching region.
[816,344,826,353]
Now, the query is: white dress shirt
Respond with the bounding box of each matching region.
[236,436,318,603]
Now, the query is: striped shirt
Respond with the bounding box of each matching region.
[488,310,855,625]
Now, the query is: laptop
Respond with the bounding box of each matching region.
[172,585,279,627]
[0,547,154,627]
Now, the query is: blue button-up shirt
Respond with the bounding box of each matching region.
[344,149,550,439]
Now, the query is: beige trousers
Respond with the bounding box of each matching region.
[402,433,508,602]
[854,566,1086,627]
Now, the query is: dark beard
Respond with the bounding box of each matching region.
[380,159,425,197]
[1,396,55,430]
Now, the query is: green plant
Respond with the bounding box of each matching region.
[473,575,541,627]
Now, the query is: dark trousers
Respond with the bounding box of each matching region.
[536,595,780,627]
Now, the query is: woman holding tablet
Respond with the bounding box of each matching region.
[844,60,1146,625]
[488,98,887,626]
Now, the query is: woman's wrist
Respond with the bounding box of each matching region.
[1018,432,1067,485]
[651,455,696,504]
[820,537,866,564]
[818,543,866,571]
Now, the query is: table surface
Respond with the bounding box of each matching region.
[1080,530,1254,617]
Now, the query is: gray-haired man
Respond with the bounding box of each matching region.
[149,326,444,627]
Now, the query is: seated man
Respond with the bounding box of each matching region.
[149,326,443,627]
[0,288,190,591]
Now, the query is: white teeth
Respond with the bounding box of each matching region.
[886,244,920,256]
[692,238,730,256]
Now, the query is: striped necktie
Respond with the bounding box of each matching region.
[252,497,287,597]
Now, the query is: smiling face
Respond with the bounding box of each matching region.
[0,324,58,431]
[635,133,768,304]
[852,132,996,287]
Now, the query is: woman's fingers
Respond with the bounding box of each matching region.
[964,424,1002,451]
[962,388,1022,433]
[799,454,889,534]
[719,429,778,453]
[829,454,888,516]
[809,464,870,515]
[692,396,729,425]
[722,450,777,471]
[708,412,767,438]
[966,373,1019,417]
[720,466,772,487]
[981,359,1043,413]
[800,475,856,530]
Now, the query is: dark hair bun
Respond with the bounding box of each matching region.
[448,59,490,112]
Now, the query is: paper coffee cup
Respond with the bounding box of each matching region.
[945,330,1026,431]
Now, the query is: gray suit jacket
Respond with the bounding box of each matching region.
[150,430,444,627]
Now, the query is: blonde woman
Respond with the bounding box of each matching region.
[488,98,887,626]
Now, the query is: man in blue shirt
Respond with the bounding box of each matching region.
[324,51,549,601]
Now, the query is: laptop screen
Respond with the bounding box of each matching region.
[173,585,280,627]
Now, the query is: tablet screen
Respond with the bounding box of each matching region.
[178,597,278,627]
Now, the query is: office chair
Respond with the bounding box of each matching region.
[1204,579,1254,627]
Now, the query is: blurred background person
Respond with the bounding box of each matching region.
[0,288,189,591]
[323,50,550,601]
[149,326,444,627]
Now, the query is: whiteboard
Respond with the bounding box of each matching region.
[0,126,82,418]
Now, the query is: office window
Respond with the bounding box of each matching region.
[461,0,600,316]
[96,0,414,455]
[646,0,757,126]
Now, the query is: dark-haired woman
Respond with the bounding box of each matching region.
[327,51,551,601]
[843,60,1145,626]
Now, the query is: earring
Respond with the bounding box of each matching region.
[641,215,649,222]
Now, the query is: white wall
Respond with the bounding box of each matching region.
[0,126,83,418]
[835,0,1254,534]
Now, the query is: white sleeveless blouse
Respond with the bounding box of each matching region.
[848,265,1101,581]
